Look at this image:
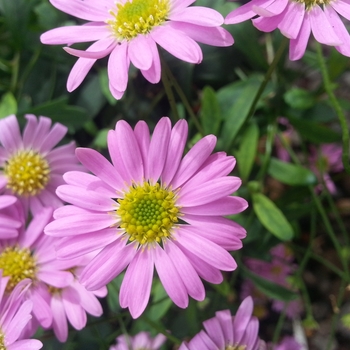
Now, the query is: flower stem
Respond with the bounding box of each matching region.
[316,43,350,174]
[246,37,288,120]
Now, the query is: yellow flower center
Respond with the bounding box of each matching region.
[0,246,37,293]
[108,0,170,41]
[225,344,247,350]
[0,332,5,350]
[226,345,246,350]
[117,182,179,245]
[4,149,50,197]
[294,0,332,10]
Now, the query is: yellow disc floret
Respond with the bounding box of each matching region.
[108,0,170,40]
[226,345,246,350]
[294,0,332,10]
[0,332,5,350]
[117,182,179,245]
[4,149,50,196]
[0,246,37,293]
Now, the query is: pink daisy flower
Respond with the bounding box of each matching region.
[179,296,266,350]
[0,273,43,349]
[0,206,78,333]
[225,0,350,60]
[272,336,303,350]
[0,114,83,215]
[45,117,247,318]
[110,332,166,350]
[40,0,233,99]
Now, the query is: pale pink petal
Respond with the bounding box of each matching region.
[49,0,113,21]
[153,244,189,308]
[128,35,153,70]
[325,5,350,56]
[114,120,144,183]
[331,0,350,21]
[40,25,110,45]
[169,22,234,47]
[51,295,68,342]
[178,177,241,207]
[109,83,125,100]
[0,115,22,152]
[62,290,86,330]
[64,38,116,59]
[23,114,38,148]
[29,289,53,328]
[232,296,254,344]
[67,57,96,92]
[37,270,73,288]
[81,240,138,290]
[161,119,188,186]
[75,148,125,192]
[252,15,282,32]
[108,42,129,93]
[203,317,225,349]
[175,227,237,271]
[151,25,202,64]
[309,5,342,45]
[7,340,42,350]
[140,38,161,83]
[170,7,223,26]
[289,13,311,60]
[170,0,196,13]
[225,0,275,24]
[278,2,305,39]
[134,121,150,179]
[147,117,171,183]
[253,0,289,16]
[170,135,216,189]
[165,241,205,301]
[181,196,248,216]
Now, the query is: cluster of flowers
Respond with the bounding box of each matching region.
[40,0,350,99]
[0,113,250,347]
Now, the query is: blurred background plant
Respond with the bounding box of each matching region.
[0,0,349,349]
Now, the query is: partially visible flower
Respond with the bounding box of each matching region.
[275,118,299,163]
[309,143,343,194]
[45,117,247,318]
[272,336,303,350]
[40,0,233,99]
[0,114,83,215]
[225,0,350,60]
[0,206,77,333]
[0,272,42,349]
[110,332,166,350]
[179,296,266,350]
[44,277,107,342]
[242,244,302,319]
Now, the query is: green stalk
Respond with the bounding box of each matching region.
[316,43,350,174]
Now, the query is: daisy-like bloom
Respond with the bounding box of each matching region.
[0,273,43,349]
[40,0,233,99]
[45,117,247,318]
[0,206,78,333]
[110,332,166,350]
[272,336,303,350]
[309,143,343,194]
[179,296,266,350]
[225,0,350,60]
[0,114,83,215]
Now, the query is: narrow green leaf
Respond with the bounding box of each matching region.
[0,92,17,119]
[236,122,259,181]
[200,86,221,135]
[242,267,298,302]
[268,157,317,186]
[252,193,294,241]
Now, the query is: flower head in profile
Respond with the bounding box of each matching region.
[45,117,247,318]
[110,332,166,350]
[40,0,233,99]
[0,114,83,215]
[0,273,43,350]
[179,296,266,350]
[225,0,350,60]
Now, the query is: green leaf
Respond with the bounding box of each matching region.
[252,193,294,241]
[288,116,340,144]
[146,280,173,321]
[242,267,298,302]
[236,122,259,181]
[200,86,221,135]
[0,92,17,119]
[268,157,317,186]
[284,88,315,110]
